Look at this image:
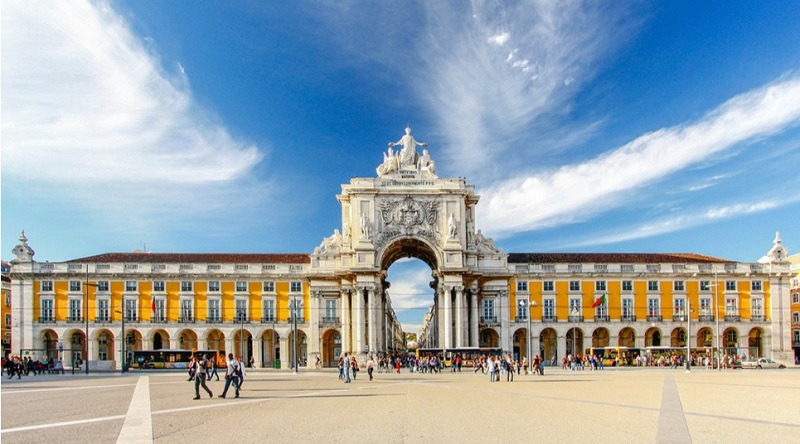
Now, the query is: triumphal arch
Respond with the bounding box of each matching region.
[310,127,508,359]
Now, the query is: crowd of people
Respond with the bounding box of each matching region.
[185,352,246,400]
[3,356,66,378]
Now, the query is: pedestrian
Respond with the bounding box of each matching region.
[237,356,246,389]
[343,353,351,383]
[367,355,375,381]
[193,354,213,400]
[351,355,359,380]
[187,356,196,381]
[207,356,219,381]
[218,353,240,398]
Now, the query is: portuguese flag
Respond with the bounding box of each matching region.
[592,293,606,308]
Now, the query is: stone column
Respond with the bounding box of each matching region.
[354,287,365,354]
[455,286,464,347]
[341,289,351,354]
[252,336,262,368]
[557,332,567,362]
[309,291,321,365]
[279,335,290,369]
[470,291,479,347]
[367,287,376,354]
[444,286,452,349]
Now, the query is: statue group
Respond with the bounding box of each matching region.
[376,127,437,178]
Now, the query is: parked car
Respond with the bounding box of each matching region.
[741,358,786,369]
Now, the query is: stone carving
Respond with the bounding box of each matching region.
[376,147,399,176]
[389,126,427,167]
[343,218,351,246]
[447,212,457,239]
[11,230,35,262]
[475,229,503,255]
[360,213,371,241]
[374,197,441,248]
[314,229,343,257]
[417,149,437,178]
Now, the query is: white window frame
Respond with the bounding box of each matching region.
[40,297,55,322]
[622,298,634,319]
[124,297,138,321]
[262,298,276,322]
[208,297,221,322]
[621,280,633,292]
[153,297,166,322]
[208,281,221,293]
[569,281,581,292]
[569,298,581,317]
[700,281,711,292]
[235,281,248,293]
[543,281,555,292]
[673,281,685,292]
[180,298,194,321]
[41,280,54,292]
[725,281,736,292]
[647,281,659,292]
[97,280,110,293]
[235,298,249,322]
[674,297,686,317]
[543,298,555,320]
[69,298,82,321]
[263,281,276,293]
[97,297,110,322]
[290,281,302,293]
[69,280,82,292]
[124,281,137,292]
[725,297,738,316]
[482,298,495,321]
[793,312,799,324]
[700,297,712,316]
[751,280,762,292]
[516,281,528,292]
[181,281,193,293]
[153,281,166,293]
[595,281,607,292]
[647,298,660,317]
[752,298,763,319]
[794,293,800,304]
[325,299,338,321]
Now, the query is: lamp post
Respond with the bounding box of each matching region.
[686,300,692,372]
[116,308,126,374]
[518,299,533,370]
[83,265,100,375]
[238,308,245,364]
[292,296,298,374]
[570,306,579,367]
[715,268,721,372]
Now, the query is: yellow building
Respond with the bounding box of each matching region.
[2,261,11,359]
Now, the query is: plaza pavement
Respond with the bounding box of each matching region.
[2,365,799,443]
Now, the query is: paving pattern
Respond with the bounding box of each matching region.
[2,366,799,443]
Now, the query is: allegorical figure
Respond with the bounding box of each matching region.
[389,126,427,167]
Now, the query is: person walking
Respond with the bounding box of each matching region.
[187,356,196,381]
[193,354,213,400]
[237,356,246,389]
[207,357,219,381]
[343,353,351,383]
[218,353,240,398]
[367,355,375,381]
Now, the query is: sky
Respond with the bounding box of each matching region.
[3,1,800,334]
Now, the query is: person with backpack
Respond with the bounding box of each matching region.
[218,353,240,398]
[193,354,213,400]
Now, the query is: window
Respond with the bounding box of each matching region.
[794,330,800,345]
[794,293,800,304]
[235,299,248,321]
[97,299,109,322]
[124,298,137,321]
[725,281,736,291]
[482,299,495,321]
[647,281,659,292]
[153,298,165,322]
[41,298,54,322]
[700,281,711,291]
[517,300,528,320]
[4,294,9,307]
[543,281,554,292]
[181,281,193,292]
[752,299,763,318]
[97,281,109,292]
[674,298,685,317]
[569,281,581,292]
[516,281,528,292]
[794,312,800,324]
[290,281,302,293]
[208,281,220,292]
[69,299,82,321]
[289,298,304,321]
[263,281,275,292]
[41,281,53,292]
[153,281,165,292]
[208,299,220,322]
[725,297,738,315]
[125,281,137,292]
[4,314,10,326]
[69,281,81,292]
[262,299,275,322]
[751,281,762,291]
[622,281,632,292]
[647,298,660,317]
[543,299,555,320]
[700,297,711,316]
[569,298,581,316]
[236,281,248,293]
[180,299,193,321]
[622,298,634,319]
[595,281,607,292]
[674,281,685,292]
[325,299,338,321]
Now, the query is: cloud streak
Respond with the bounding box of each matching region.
[480,75,800,237]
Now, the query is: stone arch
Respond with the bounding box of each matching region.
[723,327,738,354]
[288,328,308,367]
[592,327,610,348]
[566,327,584,356]
[539,328,557,361]
[203,329,225,352]
[176,329,198,350]
[670,327,687,347]
[95,328,114,361]
[480,328,499,348]
[379,237,441,271]
[747,327,764,359]
[322,329,342,367]
[64,328,86,366]
[260,329,279,368]
[645,327,662,347]
[232,327,252,362]
[511,327,528,360]
[150,329,170,350]
[618,327,636,347]
[696,327,714,348]
[40,329,59,360]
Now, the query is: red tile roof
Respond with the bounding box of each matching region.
[507,252,730,264]
[67,252,310,264]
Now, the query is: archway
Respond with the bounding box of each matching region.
[645,327,662,347]
[95,329,114,362]
[151,330,170,350]
[40,329,59,361]
[288,329,307,367]
[322,329,341,367]
[723,327,738,355]
[232,328,252,363]
[540,328,557,361]
[65,329,85,368]
[260,330,279,368]
[177,329,197,350]
[619,327,635,348]
[670,327,687,347]
[696,327,714,349]
[592,328,610,348]
[747,328,763,359]
[204,329,225,352]
[512,328,528,360]
[480,329,499,348]
[566,328,584,356]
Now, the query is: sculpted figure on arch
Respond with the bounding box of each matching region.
[389,126,426,167]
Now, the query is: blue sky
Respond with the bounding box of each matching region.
[3,1,800,333]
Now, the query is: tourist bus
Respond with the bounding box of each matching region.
[131,349,224,369]
[587,346,641,366]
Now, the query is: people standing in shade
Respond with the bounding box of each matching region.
[367,355,375,381]
[218,353,240,398]
[193,354,213,400]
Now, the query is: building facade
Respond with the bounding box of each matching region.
[7,128,795,368]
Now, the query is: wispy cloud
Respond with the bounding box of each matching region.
[2,1,266,224]
[480,75,800,237]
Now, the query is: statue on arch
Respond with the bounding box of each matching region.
[388,126,426,167]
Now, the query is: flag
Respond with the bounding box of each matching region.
[151,299,156,313]
[592,293,606,308]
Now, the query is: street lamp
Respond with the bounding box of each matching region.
[570,306,580,366]
[237,308,245,364]
[686,300,693,372]
[292,296,299,373]
[714,268,721,372]
[518,299,533,371]
[116,308,126,374]
[83,264,100,375]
